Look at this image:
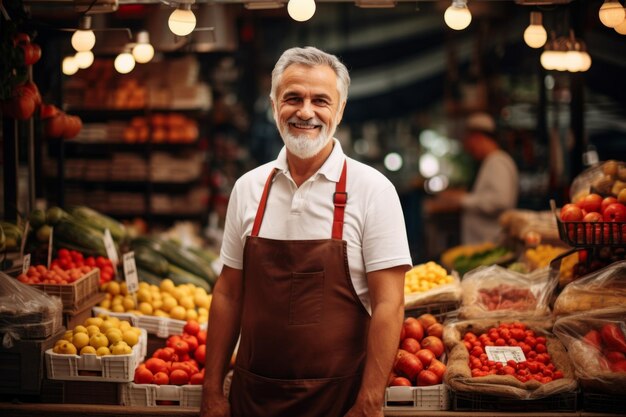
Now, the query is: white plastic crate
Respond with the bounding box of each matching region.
[93,307,206,338]
[122,383,202,408]
[45,329,147,382]
[383,384,449,413]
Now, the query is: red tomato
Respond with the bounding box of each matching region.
[400,337,421,354]
[152,371,169,385]
[389,376,412,387]
[577,193,603,213]
[22,43,41,65]
[181,334,199,353]
[415,349,435,367]
[601,197,619,213]
[603,203,626,222]
[193,344,206,365]
[134,365,154,384]
[183,320,201,336]
[427,358,446,380]
[189,372,204,385]
[560,204,584,221]
[416,370,440,386]
[421,336,444,358]
[402,317,424,341]
[394,350,423,381]
[145,358,168,375]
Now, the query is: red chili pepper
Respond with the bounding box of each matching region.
[601,323,626,354]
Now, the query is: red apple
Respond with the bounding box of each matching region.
[577,193,603,213]
[603,203,626,222]
[583,212,603,222]
[561,204,584,221]
[416,369,440,386]
[403,317,424,341]
[400,337,421,354]
[427,323,444,339]
[417,313,438,330]
[421,336,445,358]
[390,376,413,387]
[416,349,435,367]
[427,358,446,381]
[394,350,424,380]
[602,197,619,213]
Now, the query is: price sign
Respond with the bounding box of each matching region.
[123,251,139,295]
[103,229,119,267]
[22,254,31,275]
[485,346,526,364]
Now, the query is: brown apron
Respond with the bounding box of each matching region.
[230,161,370,417]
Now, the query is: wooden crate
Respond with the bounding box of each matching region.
[32,268,100,310]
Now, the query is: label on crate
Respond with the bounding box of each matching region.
[123,251,139,294]
[103,229,119,267]
[47,226,54,268]
[485,346,526,363]
[22,253,31,274]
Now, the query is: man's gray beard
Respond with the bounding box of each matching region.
[278,119,336,160]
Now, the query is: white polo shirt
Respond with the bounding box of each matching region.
[220,138,413,313]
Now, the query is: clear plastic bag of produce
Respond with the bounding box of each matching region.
[553,260,626,316]
[458,265,555,320]
[442,318,577,399]
[404,263,462,309]
[569,160,626,203]
[553,307,626,395]
[0,271,63,347]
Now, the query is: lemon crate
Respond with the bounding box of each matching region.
[45,328,147,382]
[93,306,206,338]
[32,268,100,310]
[383,384,449,413]
[121,383,202,408]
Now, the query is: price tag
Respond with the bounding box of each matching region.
[47,226,54,268]
[20,221,30,258]
[103,229,119,266]
[485,346,526,364]
[123,251,139,295]
[22,254,31,275]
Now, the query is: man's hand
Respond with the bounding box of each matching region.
[200,394,230,417]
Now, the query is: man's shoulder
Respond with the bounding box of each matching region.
[236,161,277,188]
[345,156,395,189]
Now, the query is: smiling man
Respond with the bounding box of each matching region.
[200,47,412,417]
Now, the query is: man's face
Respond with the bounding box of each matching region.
[272,63,345,160]
[463,132,487,160]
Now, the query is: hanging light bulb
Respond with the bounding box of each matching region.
[114,49,136,74]
[62,56,79,75]
[287,0,316,22]
[580,51,592,72]
[74,50,94,69]
[71,15,96,52]
[523,11,547,49]
[599,0,625,28]
[444,0,472,31]
[168,4,196,36]
[615,16,626,34]
[132,31,155,64]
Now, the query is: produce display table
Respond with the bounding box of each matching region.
[0,403,620,417]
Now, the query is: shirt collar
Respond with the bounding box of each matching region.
[273,138,346,183]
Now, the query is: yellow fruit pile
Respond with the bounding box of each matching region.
[404,261,454,294]
[98,279,211,323]
[53,315,142,356]
[524,244,569,270]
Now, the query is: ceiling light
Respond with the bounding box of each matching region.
[615,15,626,34]
[132,31,155,64]
[74,50,94,69]
[287,0,316,22]
[62,56,79,75]
[114,49,136,74]
[523,11,547,48]
[71,16,96,52]
[599,0,625,28]
[168,3,197,36]
[444,0,472,31]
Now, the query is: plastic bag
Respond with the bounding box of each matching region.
[553,260,626,316]
[443,318,577,399]
[569,160,626,203]
[0,271,63,347]
[459,265,555,320]
[553,307,626,395]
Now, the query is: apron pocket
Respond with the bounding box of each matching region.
[289,270,324,325]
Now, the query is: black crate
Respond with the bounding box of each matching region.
[450,389,578,412]
[583,391,626,414]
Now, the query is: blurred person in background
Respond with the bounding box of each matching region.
[426,112,519,244]
[200,46,412,417]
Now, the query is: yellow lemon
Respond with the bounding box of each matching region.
[122,296,135,311]
[80,345,97,355]
[72,332,90,350]
[105,328,123,345]
[118,320,132,332]
[136,288,152,303]
[120,281,128,296]
[63,330,74,342]
[86,325,101,337]
[107,281,121,296]
[73,325,88,334]
[111,304,125,313]
[179,296,195,310]
[96,346,111,356]
[110,341,131,355]
[84,317,103,327]
[122,330,139,347]
[152,299,163,310]
[194,293,210,309]
[154,309,169,318]
[159,278,175,294]
[138,281,150,290]
[99,320,116,333]
[169,305,187,320]
[186,308,199,321]
[138,302,153,315]
[89,333,109,349]
[55,340,77,355]
[99,299,111,309]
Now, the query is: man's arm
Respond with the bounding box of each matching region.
[200,265,244,417]
[346,265,408,417]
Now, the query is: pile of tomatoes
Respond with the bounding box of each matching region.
[17,264,93,285]
[463,322,564,384]
[51,248,115,285]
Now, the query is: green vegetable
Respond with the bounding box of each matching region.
[68,206,127,243]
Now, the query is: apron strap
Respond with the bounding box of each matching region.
[332,160,348,240]
[251,168,278,237]
[251,160,348,239]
